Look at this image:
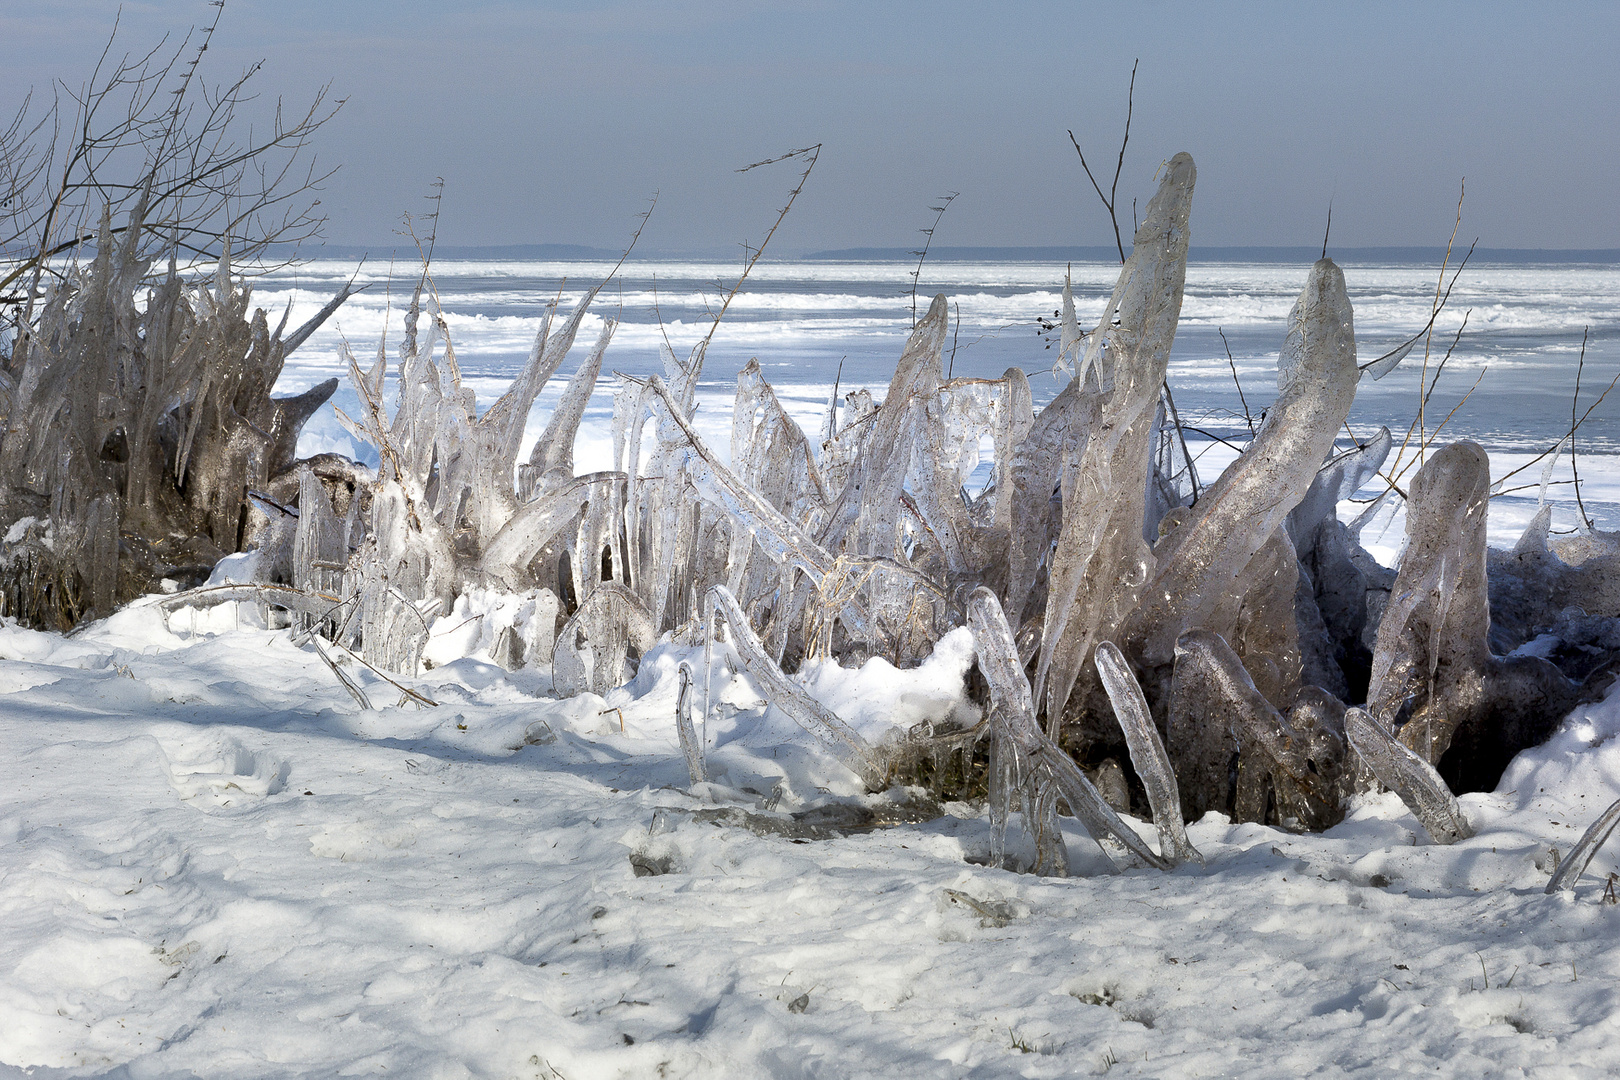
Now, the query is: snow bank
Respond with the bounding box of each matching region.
[4,607,1620,1076]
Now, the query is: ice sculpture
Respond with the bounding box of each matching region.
[1366,440,1578,792]
[59,145,1619,860]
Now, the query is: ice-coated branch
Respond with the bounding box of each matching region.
[1095,640,1199,865]
[157,582,344,621]
[705,584,887,790]
[1345,707,1473,844]
[1547,794,1620,894]
[968,587,1171,871]
[480,472,626,590]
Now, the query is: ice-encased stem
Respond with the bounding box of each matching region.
[527,316,616,479]
[968,588,1171,871]
[1034,152,1195,726]
[1547,794,1620,894]
[705,584,886,790]
[1129,258,1360,671]
[1095,640,1200,865]
[675,660,707,786]
[1344,706,1474,844]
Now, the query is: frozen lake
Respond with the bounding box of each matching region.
[258,253,1620,545]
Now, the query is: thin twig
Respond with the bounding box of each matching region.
[910,191,958,330]
[1067,58,1137,263]
[1572,326,1593,530]
[1218,327,1254,436]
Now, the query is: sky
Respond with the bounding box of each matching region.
[6,1,1619,254]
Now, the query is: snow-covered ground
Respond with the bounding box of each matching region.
[5,587,1620,1078]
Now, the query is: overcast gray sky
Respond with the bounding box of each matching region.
[8,1,1618,253]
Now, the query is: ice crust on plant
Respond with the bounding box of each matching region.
[0,203,351,628]
[1034,152,1195,731]
[1366,440,1580,793]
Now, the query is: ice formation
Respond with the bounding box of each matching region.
[1366,440,1581,792]
[0,204,351,627]
[1034,152,1195,734]
[22,148,1620,883]
[1345,706,1473,844]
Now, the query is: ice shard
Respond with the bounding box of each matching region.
[818,295,949,560]
[1003,377,1101,631]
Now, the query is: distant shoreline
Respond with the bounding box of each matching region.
[268,242,1620,265]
